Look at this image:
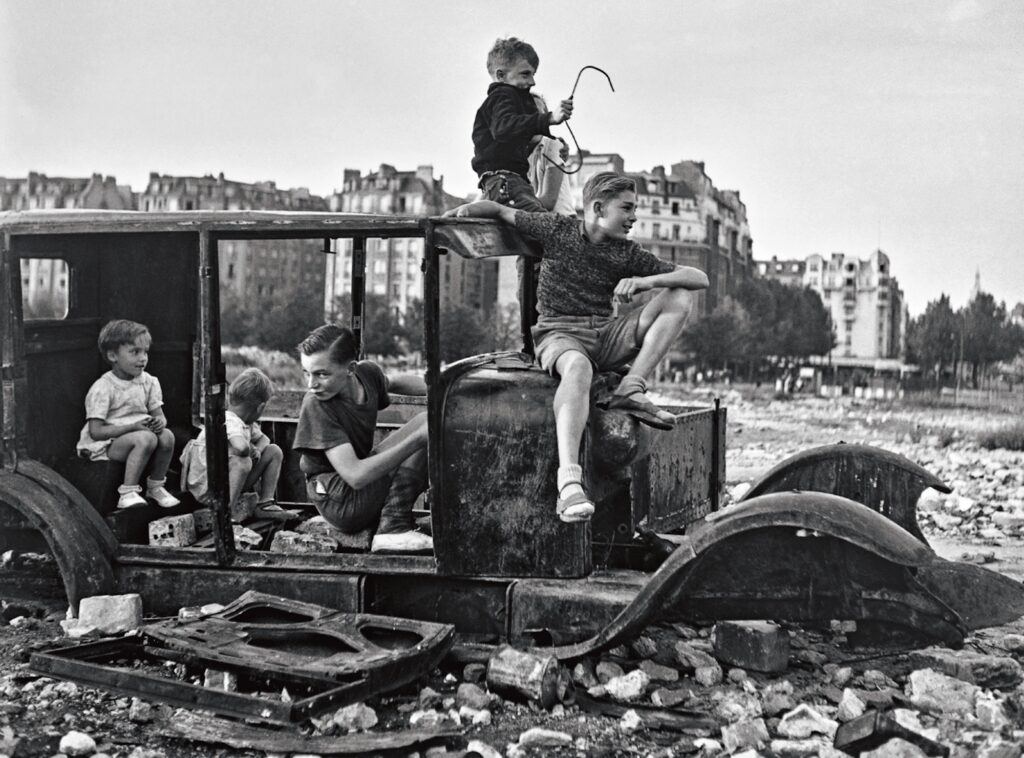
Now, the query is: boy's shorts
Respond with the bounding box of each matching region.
[305,471,393,533]
[531,308,644,376]
[479,171,546,212]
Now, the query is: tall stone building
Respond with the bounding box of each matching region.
[326,164,498,322]
[139,172,328,300]
[758,250,907,360]
[557,154,754,316]
[3,173,135,320]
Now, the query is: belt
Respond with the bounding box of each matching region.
[477,170,522,187]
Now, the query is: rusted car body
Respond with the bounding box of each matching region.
[1,209,1020,653]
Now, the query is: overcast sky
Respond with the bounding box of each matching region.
[2,0,1021,316]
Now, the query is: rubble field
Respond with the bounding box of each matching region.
[3,387,1024,757]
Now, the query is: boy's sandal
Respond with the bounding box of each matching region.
[254,502,302,520]
[556,488,594,523]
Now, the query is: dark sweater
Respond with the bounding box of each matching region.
[471,83,552,178]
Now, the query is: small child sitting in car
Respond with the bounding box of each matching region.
[180,367,295,521]
[76,319,180,509]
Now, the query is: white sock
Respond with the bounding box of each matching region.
[146,477,165,491]
[557,464,584,498]
[118,484,141,495]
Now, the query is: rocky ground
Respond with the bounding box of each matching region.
[2,386,1024,757]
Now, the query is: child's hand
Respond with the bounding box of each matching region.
[147,415,167,433]
[613,276,651,303]
[443,204,472,218]
[549,98,574,125]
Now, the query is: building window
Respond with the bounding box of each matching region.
[652,223,660,239]
[672,225,680,240]
[671,201,679,215]
[651,200,660,215]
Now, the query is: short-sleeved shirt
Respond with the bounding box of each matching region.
[514,211,676,318]
[292,362,390,476]
[179,411,267,502]
[76,370,164,460]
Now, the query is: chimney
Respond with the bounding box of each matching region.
[416,165,435,186]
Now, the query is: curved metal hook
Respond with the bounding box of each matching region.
[547,66,615,175]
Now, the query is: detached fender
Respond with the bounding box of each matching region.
[741,443,951,543]
[0,464,115,612]
[550,492,965,661]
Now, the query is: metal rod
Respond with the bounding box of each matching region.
[351,237,366,356]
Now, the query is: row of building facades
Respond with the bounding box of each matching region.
[2,165,905,361]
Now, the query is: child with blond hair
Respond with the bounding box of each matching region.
[77,319,180,509]
[180,367,292,520]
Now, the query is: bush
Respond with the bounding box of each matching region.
[222,345,304,390]
[978,420,1024,451]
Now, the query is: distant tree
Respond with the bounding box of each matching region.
[681,298,749,372]
[907,294,959,388]
[438,303,496,363]
[220,282,324,354]
[961,293,1024,388]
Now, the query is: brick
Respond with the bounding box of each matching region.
[148,514,197,547]
[712,620,790,673]
[78,593,142,634]
[191,508,214,532]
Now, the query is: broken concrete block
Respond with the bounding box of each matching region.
[619,709,643,733]
[975,695,1010,731]
[771,738,844,757]
[721,718,769,753]
[203,669,237,692]
[148,513,196,547]
[603,669,650,702]
[837,688,867,722]
[332,702,377,732]
[572,660,598,688]
[59,619,100,639]
[177,602,225,621]
[909,648,1022,689]
[834,709,949,756]
[463,662,487,684]
[713,690,763,723]
[907,668,979,715]
[230,492,258,522]
[651,686,690,708]
[595,660,624,683]
[232,524,262,550]
[777,703,838,739]
[269,530,337,553]
[128,698,154,723]
[712,620,790,673]
[78,593,142,634]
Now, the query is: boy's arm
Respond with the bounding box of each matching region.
[442,199,517,225]
[613,265,710,303]
[325,419,427,490]
[489,89,552,141]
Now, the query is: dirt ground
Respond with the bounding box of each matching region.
[2,385,1023,757]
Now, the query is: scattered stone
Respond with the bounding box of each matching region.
[777,703,838,739]
[727,667,748,683]
[333,702,377,732]
[721,718,769,753]
[713,690,762,723]
[603,669,650,702]
[651,686,690,708]
[630,635,658,659]
[836,688,867,722]
[907,668,979,715]
[693,737,723,753]
[419,686,443,709]
[975,694,1010,731]
[994,633,1024,655]
[829,665,854,687]
[572,659,599,688]
[861,669,896,690]
[456,682,491,710]
[694,663,723,687]
[459,705,492,725]
[795,648,828,666]
[60,618,100,639]
[78,593,142,634]
[596,660,625,683]
[517,727,573,747]
[771,737,844,757]
[232,524,262,549]
[128,698,154,723]
[712,620,790,673]
[191,508,214,532]
[177,602,225,621]
[148,513,196,546]
[861,737,928,758]
[976,736,1024,758]
[59,730,97,757]
[619,709,643,733]
[675,641,718,671]
[269,529,337,553]
[761,680,796,717]
[463,662,487,684]
[409,709,446,727]
[466,739,503,758]
[638,659,679,682]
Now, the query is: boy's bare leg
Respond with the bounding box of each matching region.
[227,455,253,507]
[552,350,595,521]
[373,412,427,454]
[107,430,158,486]
[248,444,283,503]
[146,428,176,480]
[628,288,695,380]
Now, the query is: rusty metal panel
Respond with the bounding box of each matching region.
[365,574,511,640]
[433,354,590,578]
[509,573,647,646]
[631,406,723,532]
[743,443,949,543]
[114,565,363,616]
